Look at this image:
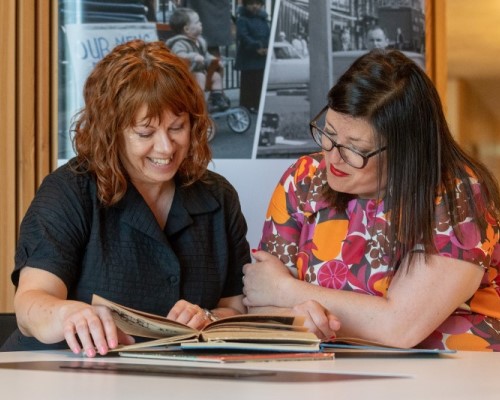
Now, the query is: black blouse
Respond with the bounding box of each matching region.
[4,160,250,351]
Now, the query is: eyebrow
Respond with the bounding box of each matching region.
[324,119,375,147]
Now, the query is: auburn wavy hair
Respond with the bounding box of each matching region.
[71,39,212,206]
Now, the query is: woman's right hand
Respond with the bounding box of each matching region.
[14,267,135,357]
[59,302,135,357]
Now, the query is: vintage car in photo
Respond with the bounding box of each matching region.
[267,41,310,90]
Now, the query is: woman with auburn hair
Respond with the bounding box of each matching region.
[2,40,251,356]
[243,49,500,351]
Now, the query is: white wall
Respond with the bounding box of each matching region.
[209,159,293,247]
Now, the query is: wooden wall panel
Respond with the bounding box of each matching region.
[36,0,53,183]
[0,0,17,312]
[17,0,37,216]
[0,0,52,312]
[426,0,447,107]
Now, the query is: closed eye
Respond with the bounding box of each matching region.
[169,124,185,132]
[324,129,371,153]
[134,130,154,138]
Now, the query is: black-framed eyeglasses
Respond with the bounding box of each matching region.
[309,106,387,169]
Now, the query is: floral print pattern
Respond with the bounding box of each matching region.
[260,153,500,351]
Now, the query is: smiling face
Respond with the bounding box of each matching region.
[322,109,387,199]
[120,106,191,192]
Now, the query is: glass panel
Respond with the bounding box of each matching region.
[56,0,258,163]
[57,0,160,162]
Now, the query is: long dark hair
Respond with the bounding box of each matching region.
[325,49,500,272]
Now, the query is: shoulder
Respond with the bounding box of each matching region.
[198,170,239,200]
[274,153,328,212]
[178,170,241,214]
[37,160,96,200]
[437,169,487,208]
[18,160,96,239]
[27,160,100,224]
[166,35,190,48]
[282,153,325,186]
[257,10,269,22]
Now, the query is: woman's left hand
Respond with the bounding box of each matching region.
[242,250,295,308]
[166,300,211,330]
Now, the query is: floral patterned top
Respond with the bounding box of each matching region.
[259,153,500,351]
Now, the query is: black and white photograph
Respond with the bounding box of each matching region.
[257,0,426,159]
[58,0,276,160]
[57,0,426,162]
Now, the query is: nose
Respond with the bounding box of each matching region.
[154,130,174,153]
[326,145,343,163]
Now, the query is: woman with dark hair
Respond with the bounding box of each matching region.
[243,49,500,351]
[2,40,250,356]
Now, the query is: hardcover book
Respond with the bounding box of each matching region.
[91,294,321,352]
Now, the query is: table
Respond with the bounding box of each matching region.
[0,350,498,399]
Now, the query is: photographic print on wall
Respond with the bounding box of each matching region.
[57,0,425,162]
[257,0,426,159]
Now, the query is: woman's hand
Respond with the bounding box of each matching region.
[167,300,211,330]
[242,250,295,308]
[59,302,135,357]
[292,300,341,341]
[14,267,135,358]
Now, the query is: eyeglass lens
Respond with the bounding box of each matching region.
[311,110,366,168]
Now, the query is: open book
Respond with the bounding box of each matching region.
[91,295,321,352]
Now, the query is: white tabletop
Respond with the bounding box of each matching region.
[0,349,498,399]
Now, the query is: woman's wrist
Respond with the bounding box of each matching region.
[276,274,298,308]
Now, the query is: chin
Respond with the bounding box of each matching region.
[327,177,346,193]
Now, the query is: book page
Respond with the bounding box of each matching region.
[206,314,305,328]
[200,328,319,344]
[92,294,196,338]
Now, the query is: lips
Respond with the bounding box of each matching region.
[330,163,349,177]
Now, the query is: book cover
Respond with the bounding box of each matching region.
[119,349,335,363]
[321,340,456,355]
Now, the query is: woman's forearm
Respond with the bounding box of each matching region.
[15,290,70,343]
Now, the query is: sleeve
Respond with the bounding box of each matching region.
[13,168,92,289]
[433,178,500,270]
